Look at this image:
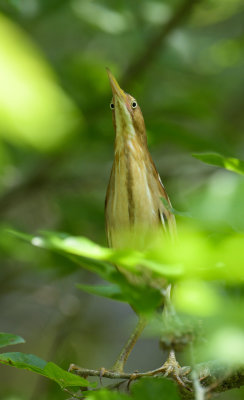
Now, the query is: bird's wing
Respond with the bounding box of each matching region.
[157,174,177,238]
[148,154,177,238]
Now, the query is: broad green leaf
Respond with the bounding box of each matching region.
[70,254,116,281]
[86,377,180,400]
[86,389,128,400]
[9,226,244,284]
[8,229,33,242]
[40,232,143,274]
[43,362,94,388]
[9,229,116,281]
[77,283,126,302]
[77,282,162,313]
[40,232,112,260]
[114,282,162,314]
[0,352,46,372]
[0,352,92,388]
[141,259,183,277]
[131,377,180,400]
[10,229,163,313]
[193,153,244,176]
[9,229,180,280]
[0,333,25,349]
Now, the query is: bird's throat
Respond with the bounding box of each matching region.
[107,137,161,248]
[114,98,135,146]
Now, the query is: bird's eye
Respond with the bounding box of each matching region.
[131,101,137,109]
[110,103,115,110]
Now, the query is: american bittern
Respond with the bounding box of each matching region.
[105,69,181,380]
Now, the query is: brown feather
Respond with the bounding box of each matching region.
[105,74,176,254]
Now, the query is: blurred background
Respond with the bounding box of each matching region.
[0,0,244,399]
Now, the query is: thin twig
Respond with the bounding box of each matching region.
[112,316,147,373]
[68,363,174,380]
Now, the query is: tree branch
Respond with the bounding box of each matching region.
[68,363,167,380]
[121,0,201,87]
[69,362,244,398]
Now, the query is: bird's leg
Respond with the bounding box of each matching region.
[111,316,147,373]
[161,349,190,386]
[159,285,191,386]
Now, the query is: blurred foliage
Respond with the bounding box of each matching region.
[193,153,244,176]
[0,333,92,388]
[8,204,244,372]
[0,13,81,151]
[86,377,180,400]
[0,0,244,399]
[0,333,25,348]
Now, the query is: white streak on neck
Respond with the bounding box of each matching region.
[115,98,135,151]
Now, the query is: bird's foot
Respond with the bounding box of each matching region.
[158,350,191,388]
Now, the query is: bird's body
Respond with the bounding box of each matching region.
[105,70,183,377]
[105,70,176,252]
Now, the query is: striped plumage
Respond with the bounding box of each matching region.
[105,69,176,253]
[104,70,183,376]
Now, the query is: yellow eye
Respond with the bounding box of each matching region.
[110,102,115,110]
[131,101,137,109]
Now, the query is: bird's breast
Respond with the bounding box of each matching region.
[105,139,164,249]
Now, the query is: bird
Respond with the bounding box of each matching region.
[105,69,182,382]
[105,70,176,249]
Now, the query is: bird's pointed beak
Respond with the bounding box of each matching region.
[106,68,127,103]
[106,68,135,139]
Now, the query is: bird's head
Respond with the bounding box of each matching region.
[107,68,146,146]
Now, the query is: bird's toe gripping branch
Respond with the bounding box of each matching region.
[158,350,191,388]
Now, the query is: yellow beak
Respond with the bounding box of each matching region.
[106,68,127,103]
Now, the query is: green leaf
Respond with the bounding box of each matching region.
[10,229,163,313]
[192,153,244,176]
[69,254,116,282]
[8,230,112,260]
[0,352,47,372]
[7,229,33,242]
[77,283,126,302]
[141,259,183,277]
[43,362,94,388]
[131,377,180,400]
[77,279,162,314]
[86,377,180,400]
[0,333,25,349]
[39,231,112,260]
[9,229,116,281]
[86,389,128,400]
[0,352,93,388]
[9,229,180,280]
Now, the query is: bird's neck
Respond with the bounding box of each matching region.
[107,131,163,250]
[114,131,148,160]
